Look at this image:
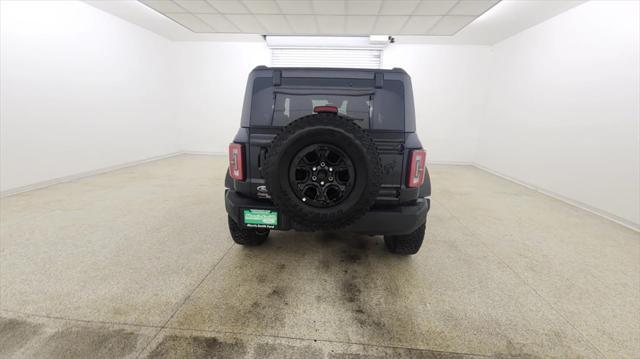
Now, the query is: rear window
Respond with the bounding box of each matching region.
[248,77,405,131]
[273,94,371,128]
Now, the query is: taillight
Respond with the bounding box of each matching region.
[407,149,426,188]
[228,143,245,181]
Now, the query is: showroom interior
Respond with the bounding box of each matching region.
[0,0,638,358]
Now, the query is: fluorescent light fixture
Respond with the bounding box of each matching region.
[266,36,389,49]
[267,36,386,68]
[369,35,390,44]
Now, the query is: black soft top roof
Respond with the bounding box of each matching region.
[250,66,410,81]
[252,65,408,75]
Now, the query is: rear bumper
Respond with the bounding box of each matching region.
[225,190,429,235]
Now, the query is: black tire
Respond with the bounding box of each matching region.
[228,216,269,246]
[384,223,426,255]
[263,113,382,231]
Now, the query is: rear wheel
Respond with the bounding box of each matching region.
[227,216,269,246]
[384,223,426,255]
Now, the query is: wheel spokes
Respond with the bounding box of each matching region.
[289,144,355,208]
[302,149,320,165]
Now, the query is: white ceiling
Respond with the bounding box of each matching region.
[138,0,500,36]
[85,0,586,44]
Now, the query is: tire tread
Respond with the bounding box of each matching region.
[384,223,426,255]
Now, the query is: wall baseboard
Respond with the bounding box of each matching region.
[0,152,182,198]
[181,150,226,156]
[472,163,640,232]
[428,160,472,166]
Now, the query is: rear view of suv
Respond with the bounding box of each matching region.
[225,66,430,254]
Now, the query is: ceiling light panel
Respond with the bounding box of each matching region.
[137,0,501,35]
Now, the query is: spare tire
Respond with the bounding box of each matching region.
[263,113,381,230]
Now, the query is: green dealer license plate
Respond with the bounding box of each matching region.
[243,209,278,229]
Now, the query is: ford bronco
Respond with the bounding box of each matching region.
[225,66,430,254]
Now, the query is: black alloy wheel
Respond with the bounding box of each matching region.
[289,144,355,208]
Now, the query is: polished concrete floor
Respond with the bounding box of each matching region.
[0,154,638,358]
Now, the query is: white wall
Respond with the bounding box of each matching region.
[383,44,491,164]
[0,1,178,192]
[477,0,640,228]
[3,0,638,229]
[174,42,270,153]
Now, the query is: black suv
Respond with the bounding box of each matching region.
[225,66,430,254]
